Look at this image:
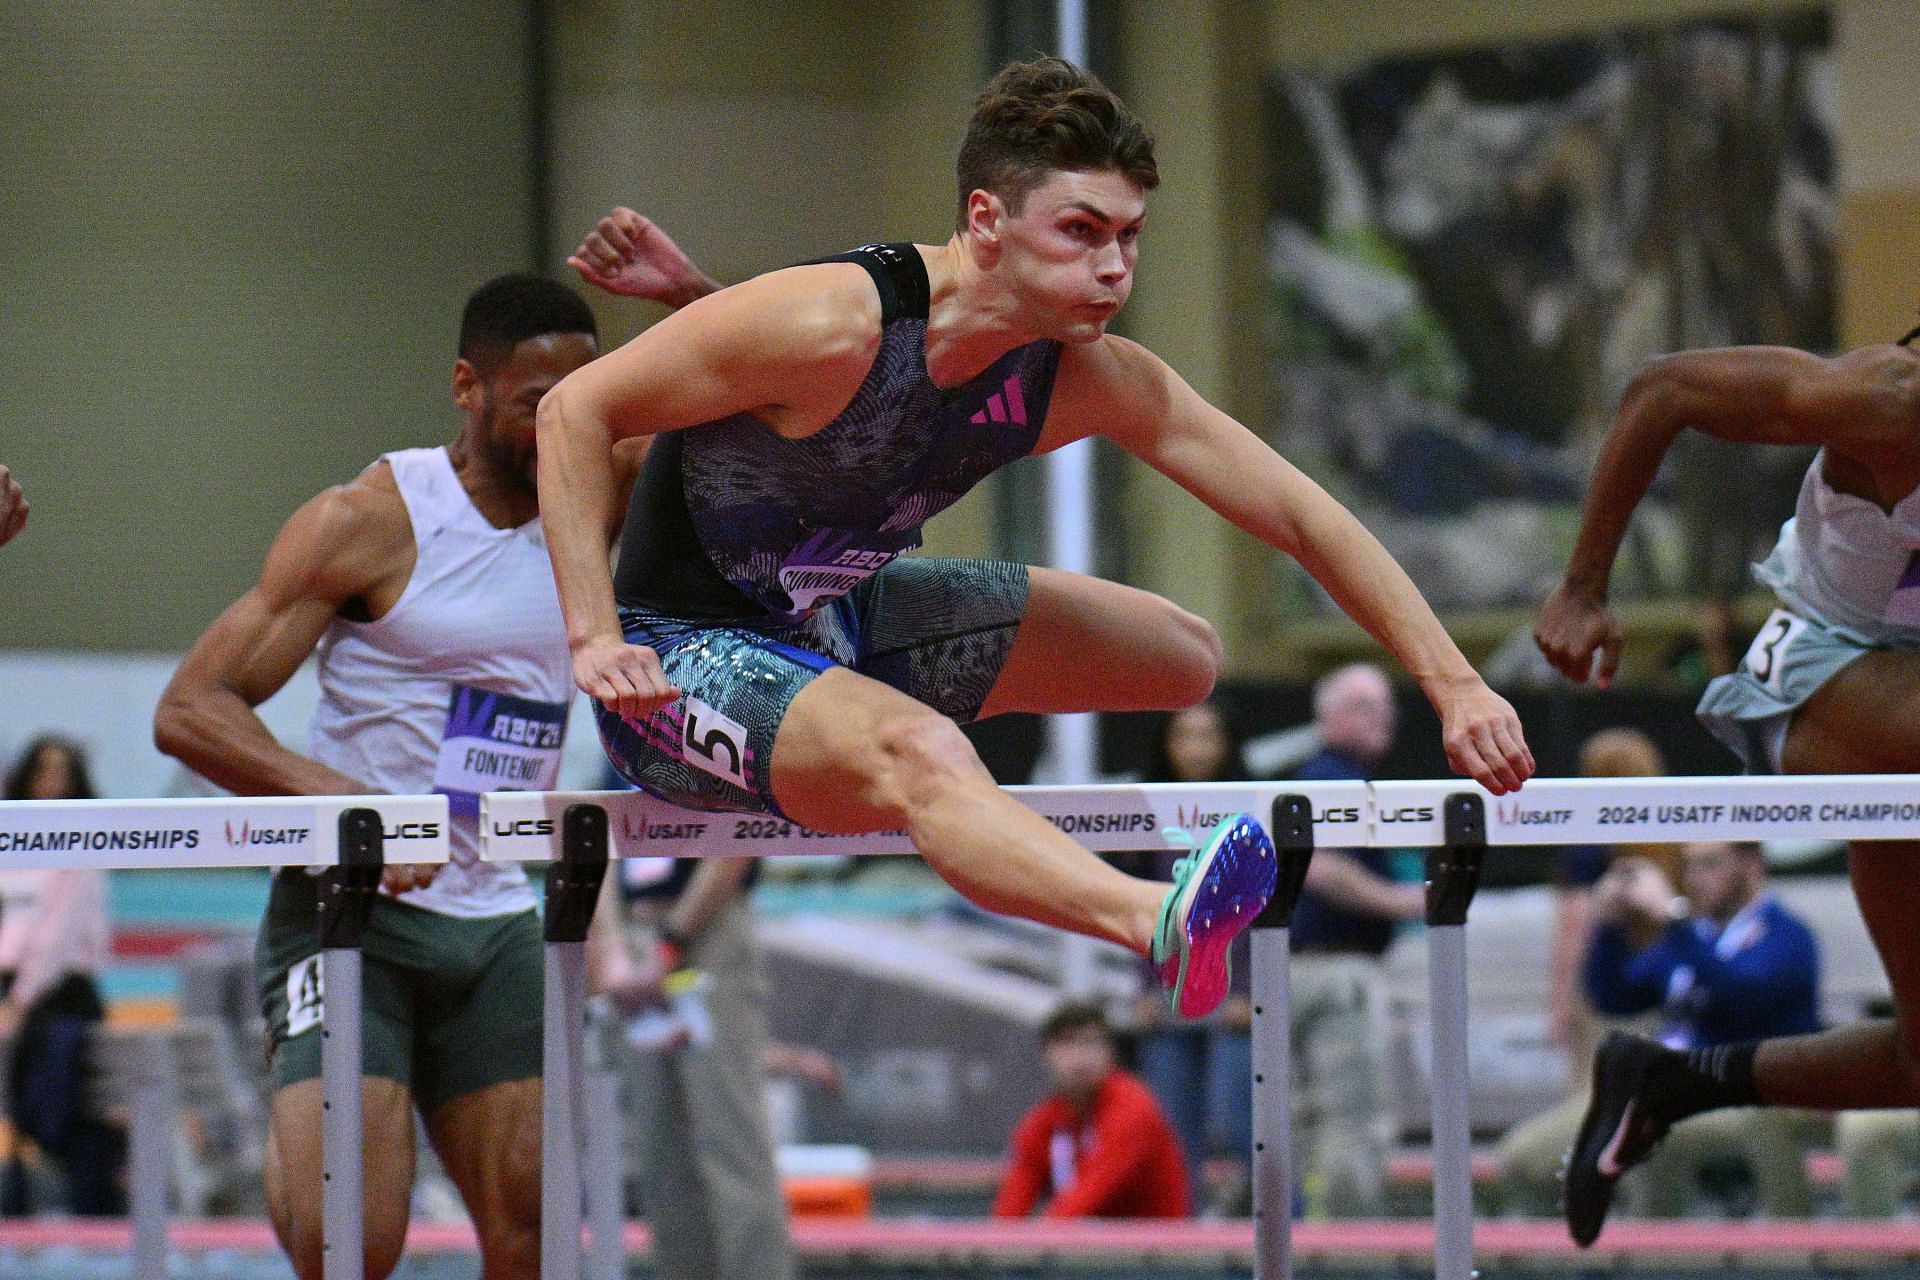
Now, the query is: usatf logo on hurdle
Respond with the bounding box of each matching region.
[618,811,711,844]
[223,821,313,849]
[1493,801,1575,828]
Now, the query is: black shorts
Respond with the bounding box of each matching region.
[597,556,1028,816]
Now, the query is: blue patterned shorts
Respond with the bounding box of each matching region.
[596,557,1028,816]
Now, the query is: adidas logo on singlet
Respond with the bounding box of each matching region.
[969,374,1029,427]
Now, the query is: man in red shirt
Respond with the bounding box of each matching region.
[993,1003,1191,1219]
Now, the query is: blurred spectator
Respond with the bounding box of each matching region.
[0,465,24,547]
[1587,841,1825,1218]
[588,844,793,1280]
[1287,664,1424,1219]
[1128,701,1256,1213]
[0,736,122,1216]
[1545,729,1675,1059]
[993,1002,1190,1220]
[1662,596,1745,688]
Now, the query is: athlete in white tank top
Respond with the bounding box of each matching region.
[1535,336,1920,1247]
[310,446,571,917]
[154,253,706,1280]
[1755,448,1920,644]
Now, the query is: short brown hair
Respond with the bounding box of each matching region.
[1040,1000,1111,1046]
[1578,727,1665,779]
[956,57,1157,231]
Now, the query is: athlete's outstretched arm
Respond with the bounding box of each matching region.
[536,264,880,718]
[1056,338,1534,795]
[1538,343,1920,685]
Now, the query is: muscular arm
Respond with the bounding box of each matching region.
[1539,343,1920,683]
[154,476,406,797]
[536,265,877,717]
[1054,338,1533,793]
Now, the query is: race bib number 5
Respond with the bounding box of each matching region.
[681,697,752,792]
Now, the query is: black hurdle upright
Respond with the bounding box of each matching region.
[1252,794,1317,1280]
[541,804,611,1279]
[1426,794,1487,1280]
[319,809,385,1280]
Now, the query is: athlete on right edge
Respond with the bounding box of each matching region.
[1536,326,1920,1244]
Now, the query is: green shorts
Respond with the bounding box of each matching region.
[254,870,543,1114]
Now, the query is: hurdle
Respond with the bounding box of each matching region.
[7,775,1920,1280]
[484,774,1920,1280]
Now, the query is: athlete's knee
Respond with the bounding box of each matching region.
[873,711,990,807]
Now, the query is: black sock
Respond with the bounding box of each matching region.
[1644,1041,1763,1120]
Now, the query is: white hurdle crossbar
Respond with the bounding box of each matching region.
[6,775,1920,1280]
[483,774,1920,1280]
[0,793,449,1280]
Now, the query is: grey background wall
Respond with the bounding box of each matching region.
[2,0,1914,673]
[0,3,537,650]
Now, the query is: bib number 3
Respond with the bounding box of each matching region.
[1743,608,1806,694]
[682,697,752,791]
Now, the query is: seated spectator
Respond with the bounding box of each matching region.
[1288,664,1423,1219]
[993,1002,1190,1220]
[0,736,122,1216]
[1589,842,1825,1218]
[1544,729,1676,1058]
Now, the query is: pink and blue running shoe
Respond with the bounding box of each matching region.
[1150,813,1277,1019]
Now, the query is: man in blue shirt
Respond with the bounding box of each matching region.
[1582,842,1825,1218]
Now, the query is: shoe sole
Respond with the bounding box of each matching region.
[1164,817,1276,1019]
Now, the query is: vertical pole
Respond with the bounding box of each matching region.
[127,1069,171,1280]
[584,1068,625,1280]
[1425,794,1486,1280]
[1048,0,1099,997]
[320,809,385,1280]
[543,804,611,1280]
[1253,794,1316,1280]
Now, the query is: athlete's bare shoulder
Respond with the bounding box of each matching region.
[710,260,884,367]
[1827,341,1920,413]
[1769,342,1920,456]
[267,461,415,608]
